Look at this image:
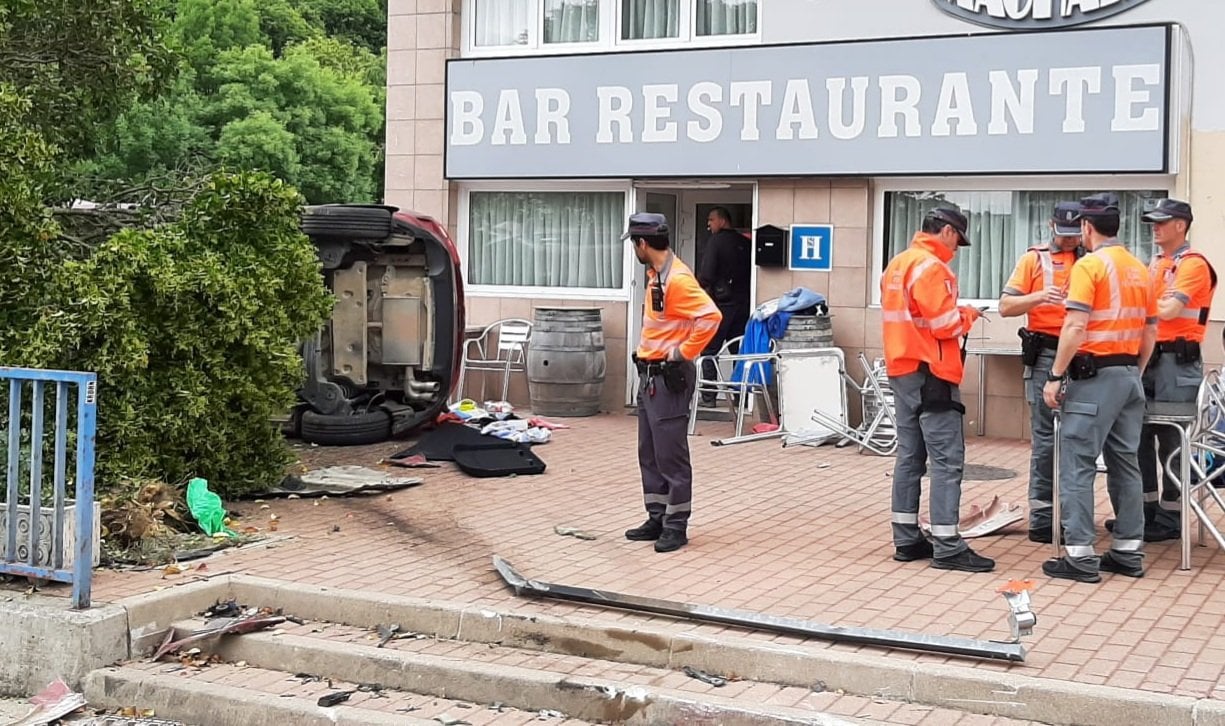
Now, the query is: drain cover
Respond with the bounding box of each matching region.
[964,464,1017,481]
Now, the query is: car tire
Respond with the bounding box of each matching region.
[300,409,393,446]
[301,204,395,240]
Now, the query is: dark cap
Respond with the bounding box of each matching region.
[620,212,670,241]
[926,206,970,247]
[1142,198,1193,224]
[1071,193,1120,221]
[1052,202,1083,237]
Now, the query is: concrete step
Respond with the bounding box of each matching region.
[84,663,594,726]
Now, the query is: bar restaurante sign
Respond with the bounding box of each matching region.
[933,0,1155,30]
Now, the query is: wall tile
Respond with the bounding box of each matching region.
[386,122,415,155]
[755,269,793,304]
[831,306,865,349]
[384,154,415,189]
[793,187,831,224]
[415,119,445,156]
[388,0,418,17]
[411,189,445,219]
[834,226,868,270]
[790,270,829,297]
[827,266,867,308]
[831,185,870,228]
[384,189,413,209]
[413,154,445,191]
[415,84,446,120]
[864,307,883,349]
[388,16,418,51]
[386,86,417,121]
[756,184,796,228]
[416,12,448,49]
[387,50,417,86]
[465,296,500,326]
[415,49,448,85]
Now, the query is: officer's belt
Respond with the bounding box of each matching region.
[1091,354,1139,369]
[1025,331,1060,350]
[635,358,669,376]
[1155,340,1202,354]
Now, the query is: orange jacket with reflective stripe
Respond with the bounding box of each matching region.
[636,256,723,362]
[1064,242,1154,357]
[1002,244,1082,337]
[1148,244,1217,343]
[880,233,971,385]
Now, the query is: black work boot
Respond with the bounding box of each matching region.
[625,519,663,541]
[1143,524,1179,542]
[654,528,688,553]
[1042,557,1101,583]
[1099,553,1145,578]
[1028,526,1066,544]
[931,548,995,573]
[893,540,934,562]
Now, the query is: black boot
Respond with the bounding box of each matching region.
[625,519,663,541]
[1042,557,1101,583]
[931,548,995,573]
[893,540,934,562]
[1100,553,1145,578]
[654,528,688,552]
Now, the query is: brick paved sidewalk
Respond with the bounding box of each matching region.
[48,412,1225,702]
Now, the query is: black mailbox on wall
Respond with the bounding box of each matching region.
[754,225,788,267]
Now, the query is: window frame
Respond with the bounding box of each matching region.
[870,175,1177,310]
[458,179,636,301]
[461,0,760,58]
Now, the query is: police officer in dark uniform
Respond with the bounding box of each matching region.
[622,213,723,553]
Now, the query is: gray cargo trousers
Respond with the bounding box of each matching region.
[1024,350,1058,531]
[637,362,697,532]
[1138,354,1202,532]
[1057,366,1146,574]
[890,369,968,559]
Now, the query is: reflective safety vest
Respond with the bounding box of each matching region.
[1149,245,1218,343]
[1064,242,1154,357]
[636,255,722,361]
[1002,244,1083,337]
[881,233,971,385]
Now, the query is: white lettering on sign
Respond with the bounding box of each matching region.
[826,77,869,140]
[799,235,824,261]
[1049,66,1102,133]
[449,64,1162,147]
[1111,64,1161,132]
[935,0,1152,29]
[687,82,723,143]
[534,89,571,144]
[642,84,679,143]
[988,69,1037,135]
[878,75,922,138]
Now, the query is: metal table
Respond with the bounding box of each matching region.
[964,346,1022,437]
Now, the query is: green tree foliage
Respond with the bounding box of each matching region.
[78,0,387,204]
[14,172,334,496]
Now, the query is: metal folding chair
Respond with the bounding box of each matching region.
[803,353,898,456]
[455,318,532,404]
[688,335,778,441]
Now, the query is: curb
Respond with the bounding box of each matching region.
[117,575,1225,726]
[84,667,435,726]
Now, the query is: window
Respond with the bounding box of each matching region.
[467,0,757,54]
[467,191,625,289]
[882,188,1168,301]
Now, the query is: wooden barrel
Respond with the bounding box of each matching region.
[527,307,606,417]
[776,314,834,350]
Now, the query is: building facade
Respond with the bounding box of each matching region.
[386,0,1225,438]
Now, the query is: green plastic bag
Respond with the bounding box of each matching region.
[187,478,235,537]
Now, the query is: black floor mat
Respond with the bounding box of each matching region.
[452,443,547,478]
[393,422,513,461]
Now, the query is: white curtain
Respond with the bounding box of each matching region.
[474,0,532,47]
[696,0,757,35]
[469,192,625,288]
[622,0,680,39]
[885,190,1166,300]
[544,0,600,43]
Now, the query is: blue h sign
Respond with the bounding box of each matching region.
[789,224,833,271]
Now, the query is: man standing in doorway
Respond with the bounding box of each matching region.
[882,206,994,573]
[697,207,752,403]
[1042,193,1156,583]
[1132,199,1216,541]
[999,203,1085,544]
[623,213,722,553]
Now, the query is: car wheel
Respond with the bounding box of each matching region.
[301,204,395,240]
[300,409,393,446]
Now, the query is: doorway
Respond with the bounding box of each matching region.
[626,182,756,405]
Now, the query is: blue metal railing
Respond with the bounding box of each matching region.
[0,367,98,609]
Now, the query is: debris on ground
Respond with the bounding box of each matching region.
[201,598,243,619]
[317,691,353,708]
[151,614,286,661]
[383,453,441,468]
[250,466,424,499]
[9,678,86,725]
[682,666,728,687]
[433,715,471,726]
[376,623,400,648]
[537,709,565,719]
[186,478,236,538]
[553,525,597,541]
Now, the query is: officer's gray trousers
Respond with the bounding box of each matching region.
[1138,354,1202,532]
[637,363,697,532]
[890,371,968,558]
[1057,366,1146,573]
[1024,351,1057,531]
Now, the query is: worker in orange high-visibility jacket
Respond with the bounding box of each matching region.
[1042,193,1157,583]
[622,212,722,554]
[1130,199,1217,542]
[999,202,1085,544]
[882,206,995,574]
